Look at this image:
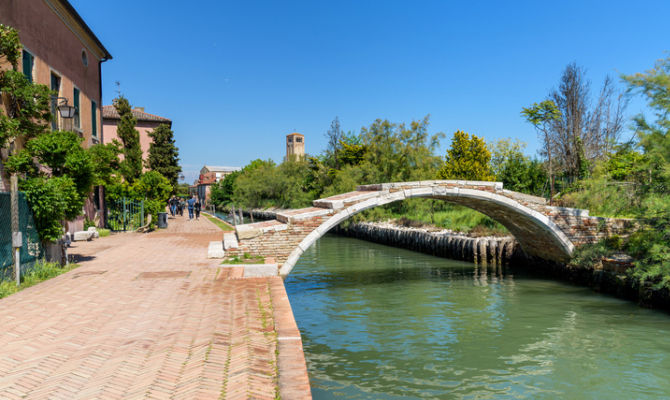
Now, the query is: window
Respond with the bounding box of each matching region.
[73,87,80,129]
[91,100,97,138]
[81,49,88,67]
[296,137,302,143]
[22,50,34,82]
[50,73,61,130]
[287,137,293,143]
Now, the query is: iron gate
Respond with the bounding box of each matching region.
[107,198,144,231]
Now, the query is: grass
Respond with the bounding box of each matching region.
[203,213,235,231]
[0,261,78,299]
[221,253,265,265]
[358,199,509,237]
[97,228,111,237]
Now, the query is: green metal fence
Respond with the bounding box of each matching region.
[0,192,43,281]
[107,198,144,231]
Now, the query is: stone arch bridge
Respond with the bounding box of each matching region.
[218,180,632,276]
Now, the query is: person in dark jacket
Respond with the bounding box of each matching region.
[194,198,201,220]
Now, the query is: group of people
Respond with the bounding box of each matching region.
[168,195,201,220]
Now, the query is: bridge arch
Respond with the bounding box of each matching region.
[278,182,574,276]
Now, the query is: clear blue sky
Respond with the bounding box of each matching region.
[70,0,669,184]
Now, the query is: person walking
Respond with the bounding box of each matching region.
[187,195,195,220]
[178,198,185,216]
[169,196,177,217]
[194,198,201,220]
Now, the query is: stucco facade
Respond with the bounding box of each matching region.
[102,106,172,169]
[0,0,111,231]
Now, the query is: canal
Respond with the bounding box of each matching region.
[284,234,670,399]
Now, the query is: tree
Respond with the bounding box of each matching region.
[113,95,142,183]
[211,170,240,207]
[147,123,181,190]
[6,131,95,242]
[489,139,546,195]
[360,115,443,183]
[89,141,122,186]
[619,56,670,287]
[438,130,494,181]
[521,100,561,200]
[324,116,344,168]
[547,63,626,180]
[623,56,670,194]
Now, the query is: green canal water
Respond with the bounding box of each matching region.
[284,234,670,399]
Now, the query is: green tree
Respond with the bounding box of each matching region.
[620,56,670,287]
[324,116,344,168]
[6,131,95,242]
[113,95,142,183]
[211,170,240,207]
[438,130,494,181]
[147,123,181,190]
[359,116,443,183]
[89,141,122,186]
[521,100,561,201]
[489,139,546,195]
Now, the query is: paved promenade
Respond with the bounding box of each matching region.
[0,215,310,399]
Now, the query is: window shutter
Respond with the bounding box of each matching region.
[22,51,33,82]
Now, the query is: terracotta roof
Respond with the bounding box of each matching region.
[286,132,304,136]
[102,105,171,123]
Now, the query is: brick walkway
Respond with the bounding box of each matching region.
[0,215,310,399]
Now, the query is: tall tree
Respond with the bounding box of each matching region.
[324,116,344,168]
[147,123,181,190]
[521,100,561,201]
[113,95,142,183]
[623,56,670,194]
[548,63,626,180]
[438,130,494,181]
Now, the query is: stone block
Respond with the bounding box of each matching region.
[236,224,261,240]
[73,231,95,241]
[223,233,238,250]
[243,264,278,278]
[208,241,225,258]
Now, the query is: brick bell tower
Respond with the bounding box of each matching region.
[286,132,305,159]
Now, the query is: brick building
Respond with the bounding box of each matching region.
[0,0,112,230]
[195,165,241,206]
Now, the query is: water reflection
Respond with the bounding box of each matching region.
[285,234,670,399]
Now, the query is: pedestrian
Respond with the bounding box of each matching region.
[178,198,185,216]
[187,195,195,220]
[194,198,201,220]
[169,196,177,217]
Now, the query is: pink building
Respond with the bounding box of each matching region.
[102,106,171,167]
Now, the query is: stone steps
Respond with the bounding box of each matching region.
[223,232,239,249]
[276,207,332,223]
[235,219,288,240]
[313,190,382,210]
